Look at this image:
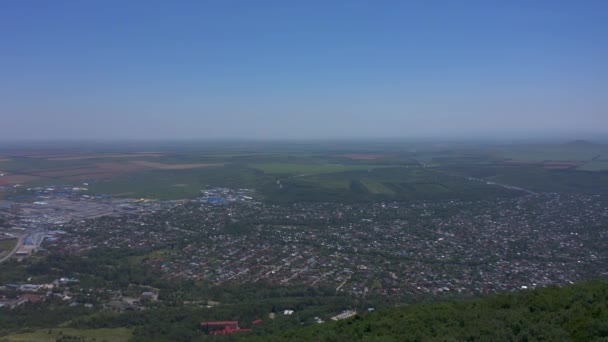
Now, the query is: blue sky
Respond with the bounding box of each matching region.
[1,0,606,140]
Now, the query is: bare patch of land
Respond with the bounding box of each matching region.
[47,153,165,160]
[502,160,584,169]
[0,174,42,184]
[333,153,393,160]
[0,157,222,186]
[128,161,222,170]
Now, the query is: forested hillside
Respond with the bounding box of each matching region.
[262,280,608,341]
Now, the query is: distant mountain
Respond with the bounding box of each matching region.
[262,280,608,341]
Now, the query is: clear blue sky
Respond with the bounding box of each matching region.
[1,0,606,140]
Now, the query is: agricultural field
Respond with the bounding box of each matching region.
[1,328,132,342]
[250,163,389,175]
[262,167,519,202]
[440,165,608,194]
[88,165,260,200]
[359,180,395,194]
[0,239,17,254]
[578,161,608,171]
[487,143,608,162]
[2,140,608,201]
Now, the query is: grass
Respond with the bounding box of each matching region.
[578,161,608,171]
[88,165,261,200]
[314,179,351,190]
[441,165,608,194]
[262,167,517,202]
[250,163,387,175]
[5,144,608,202]
[360,180,394,194]
[489,145,608,162]
[0,239,17,253]
[2,328,132,342]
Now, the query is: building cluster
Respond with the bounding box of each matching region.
[0,277,80,308]
[45,192,608,298]
[200,321,252,335]
[0,276,162,311]
[0,185,186,259]
[199,187,256,204]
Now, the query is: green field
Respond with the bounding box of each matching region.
[313,179,351,190]
[262,167,518,202]
[359,180,395,194]
[488,144,608,162]
[250,163,387,175]
[3,141,608,201]
[88,165,262,200]
[0,239,17,253]
[578,161,608,171]
[441,165,608,194]
[2,328,132,342]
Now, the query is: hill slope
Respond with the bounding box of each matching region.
[262,280,608,341]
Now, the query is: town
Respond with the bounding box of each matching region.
[2,184,607,314]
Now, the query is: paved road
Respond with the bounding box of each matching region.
[0,234,24,263]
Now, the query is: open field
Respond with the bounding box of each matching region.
[332,153,395,160]
[128,160,222,170]
[440,165,608,194]
[0,174,41,184]
[1,328,132,342]
[501,160,584,169]
[2,141,608,201]
[251,163,389,175]
[0,239,17,253]
[0,156,224,186]
[263,167,519,202]
[88,166,263,200]
[578,161,608,171]
[360,179,395,194]
[47,153,165,160]
[487,144,608,162]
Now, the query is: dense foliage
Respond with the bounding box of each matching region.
[265,280,608,341]
[3,279,607,341]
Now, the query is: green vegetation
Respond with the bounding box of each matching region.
[250,163,387,175]
[2,328,132,342]
[578,161,608,171]
[88,166,261,200]
[0,239,17,253]
[86,163,517,202]
[359,180,394,194]
[3,141,608,202]
[490,144,608,162]
[268,280,608,341]
[0,248,373,341]
[264,167,517,202]
[442,165,608,194]
[3,251,607,342]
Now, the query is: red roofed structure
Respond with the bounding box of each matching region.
[22,293,44,303]
[200,321,251,335]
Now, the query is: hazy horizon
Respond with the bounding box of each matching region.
[1,1,606,140]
